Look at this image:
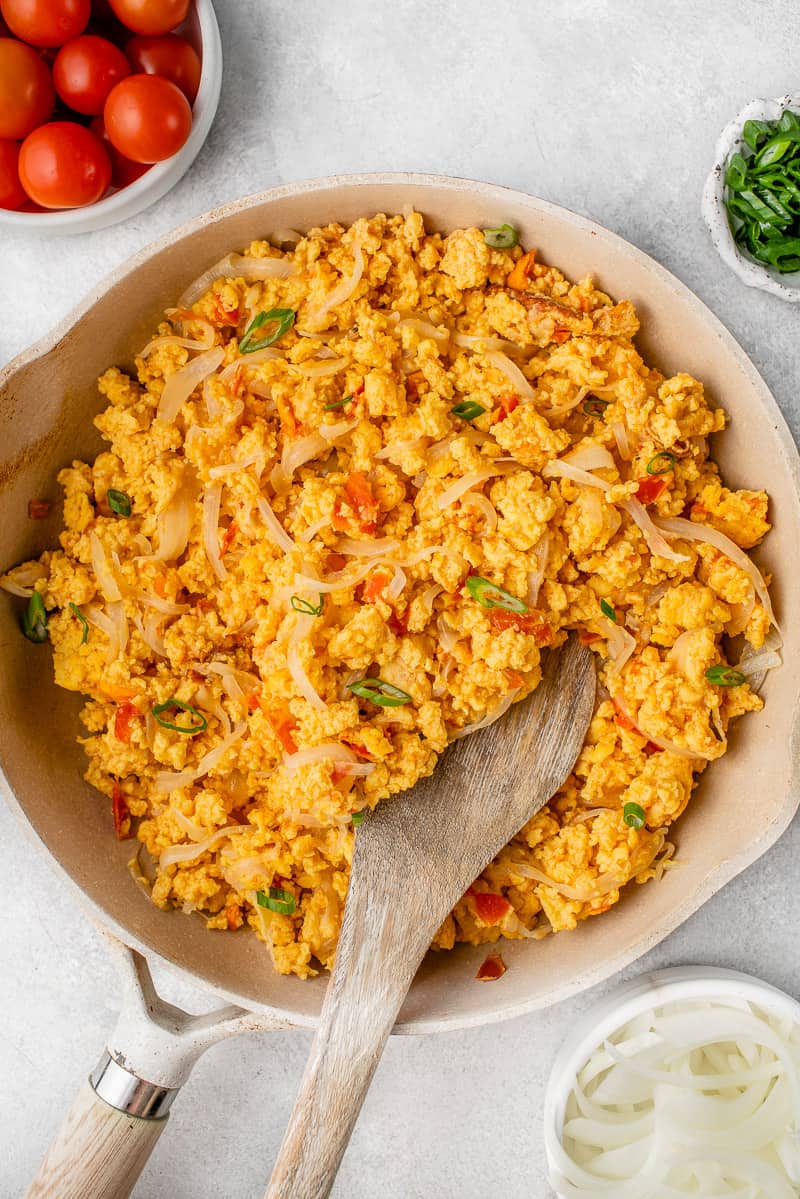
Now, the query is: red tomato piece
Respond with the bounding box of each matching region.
[635,476,668,505]
[219,520,238,555]
[488,608,553,643]
[104,73,191,163]
[89,113,149,187]
[266,708,298,755]
[0,38,55,139]
[0,139,27,209]
[0,0,90,47]
[111,781,133,839]
[114,700,140,742]
[18,120,111,208]
[344,471,379,533]
[613,702,640,735]
[125,33,200,102]
[361,569,391,602]
[53,34,129,114]
[108,0,189,36]
[494,393,520,422]
[552,327,571,344]
[471,891,512,924]
[476,953,507,981]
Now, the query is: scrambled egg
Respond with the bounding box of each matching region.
[3,212,772,978]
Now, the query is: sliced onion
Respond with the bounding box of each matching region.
[155,720,248,792]
[134,610,166,657]
[319,418,358,441]
[218,347,283,385]
[281,432,329,479]
[159,824,249,869]
[453,331,522,353]
[395,544,455,566]
[202,482,227,582]
[172,806,208,842]
[437,468,507,510]
[292,358,347,378]
[418,583,443,617]
[310,241,364,324]
[611,419,632,460]
[178,253,293,308]
[636,729,712,760]
[644,579,671,609]
[601,616,636,674]
[545,385,589,419]
[507,860,622,901]
[527,534,550,606]
[85,603,120,663]
[154,489,193,562]
[484,350,536,399]
[139,593,190,616]
[0,561,47,597]
[283,743,356,771]
[140,323,215,356]
[385,565,407,601]
[89,532,122,602]
[568,807,612,825]
[157,347,225,424]
[208,453,261,481]
[738,627,783,690]
[107,600,128,658]
[298,516,330,543]
[256,496,297,555]
[436,613,459,653]
[395,316,450,342]
[270,228,302,246]
[565,444,616,471]
[656,516,776,628]
[338,537,400,558]
[461,492,498,532]
[294,560,375,595]
[621,499,691,565]
[542,459,611,490]
[453,689,519,740]
[287,611,326,709]
[375,437,428,460]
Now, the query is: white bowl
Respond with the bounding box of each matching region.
[702,91,800,302]
[543,965,800,1196]
[0,0,222,236]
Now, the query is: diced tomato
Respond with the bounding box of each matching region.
[644,740,662,755]
[476,953,507,981]
[505,669,524,690]
[388,608,409,635]
[28,499,51,519]
[577,295,592,312]
[472,891,512,924]
[488,608,554,643]
[153,572,167,598]
[212,294,239,326]
[114,700,140,743]
[331,763,352,785]
[219,521,238,556]
[578,630,601,645]
[244,691,260,713]
[635,476,668,505]
[506,249,536,290]
[690,501,708,519]
[341,738,372,761]
[325,551,347,572]
[494,394,520,423]
[361,569,392,602]
[225,902,243,930]
[613,702,640,735]
[552,326,571,344]
[100,681,138,702]
[344,472,379,534]
[111,782,133,840]
[229,367,245,398]
[266,708,298,754]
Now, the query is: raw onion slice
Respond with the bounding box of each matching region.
[461,492,498,532]
[738,627,783,690]
[542,459,611,490]
[385,565,407,601]
[565,444,616,472]
[294,560,375,595]
[85,603,120,662]
[283,743,356,771]
[0,561,46,598]
[318,418,358,441]
[601,616,636,674]
[140,321,216,356]
[453,331,522,353]
[375,437,428,460]
[287,611,326,710]
[527,534,550,606]
[509,860,622,901]
[656,516,776,628]
[159,824,249,869]
[418,583,443,617]
[484,350,536,399]
[155,720,248,792]
[89,532,122,602]
[256,496,297,555]
[611,419,632,460]
[453,689,519,740]
[310,241,364,325]
[139,593,190,616]
[395,316,450,342]
[338,537,400,558]
[293,358,347,378]
[157,347,225,424]
[202,482,227,581]
[177,253,293,308]
[281,432,329,480]
[134,610,166,658]
[437,468,508,510]
[621,499,691,565]
[436,613,459,653]
[154,488,193,562]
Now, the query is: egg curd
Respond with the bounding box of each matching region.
[2,211,777,979]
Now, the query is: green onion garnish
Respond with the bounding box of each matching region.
[724,109,800,273]
[69,602,89,644]
[600,599,617,623]
[107,489,132,517]
[324,394,354,411]
[291,594,323,616]
[256,886,297,915]
[482,223,519,250]
[582,397,610,418]
[451,400,487,421]
[465,575,528,614]
[239,308,296,353]
[352,811,365,826]
[645,452,676,476]
[151,698,208,734]
[22,591,48,643]
[705,665,746,687]
[347,678,412,707]
[623,802,646,829]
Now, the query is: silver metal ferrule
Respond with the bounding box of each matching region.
[90,1050,180,1119]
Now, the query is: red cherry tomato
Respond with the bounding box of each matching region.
[0,0,90,47]
[0,38,55,139]
[18,120,111,207]
[108,0,188,36]
[53,34,130,114]
[124,33,200,102]
[90,113,149,187]
[0,139,27,209]
[104,73,191,163]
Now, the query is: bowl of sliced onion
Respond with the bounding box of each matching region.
[544,965,800,1198]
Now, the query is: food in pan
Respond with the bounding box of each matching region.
[1,210,779,978]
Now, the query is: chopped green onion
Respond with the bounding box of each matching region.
[582,396,609,418]
[256,886,297,915]
[482,223,519,250]
[69,602,89,644]
[465,575,528,614]
[623,802,646,829]
[352,811,365,826]
[291,594,323,616]
[347,678,412,707]
[724,109,800,273]
[645,451,676,476]
[22,591,47,643]
[599,598,617,623]
[239,308,295,353]
[705,664,746,687]
[324,394,354,411]
[151,698,208,734]
[107,489,132,517]
[451,400,486,421]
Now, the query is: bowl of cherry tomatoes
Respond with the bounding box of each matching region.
[0,0,221,233]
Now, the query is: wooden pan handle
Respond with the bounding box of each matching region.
[26,1080,168,1199]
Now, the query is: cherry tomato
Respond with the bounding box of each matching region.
[53,34,130,114]
[0,38,55,139]
[104,73,191,163]
[0,139,27,209]
[19,120,111,207]
[90,113,149,187]
[124,33,200,102]
[108,0,188,36]
[0,0,90,47]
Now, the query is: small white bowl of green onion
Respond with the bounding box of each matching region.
[702,91,800,301]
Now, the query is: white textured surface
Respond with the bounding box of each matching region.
[2,2,800,1197]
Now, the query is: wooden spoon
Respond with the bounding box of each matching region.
[265,635,595,1199]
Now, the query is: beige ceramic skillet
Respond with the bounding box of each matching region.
[1,174,799,1197]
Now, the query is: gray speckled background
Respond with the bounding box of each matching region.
[2,2,800,1196]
